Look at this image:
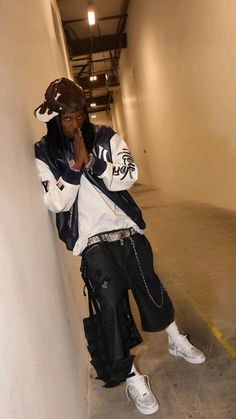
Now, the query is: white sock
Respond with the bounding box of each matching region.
[131,363,139,374]
[165,320,181,342]
[126,363,140,381]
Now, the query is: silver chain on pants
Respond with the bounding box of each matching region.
[129,237,164,309]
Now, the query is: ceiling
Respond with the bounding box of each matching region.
[57,0,130,114]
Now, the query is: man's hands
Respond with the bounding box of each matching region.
[73,128,90,167]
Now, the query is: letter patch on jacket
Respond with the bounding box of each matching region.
[98,145,108,162]
[42,180,49,192]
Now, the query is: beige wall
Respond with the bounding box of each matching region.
[0,1,88,418]
[119,51,152,185]
[111,90,126,138]
[120,0,236,209]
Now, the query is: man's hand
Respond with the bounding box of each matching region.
[73,128,90,166]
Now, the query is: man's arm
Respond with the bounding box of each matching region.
[35,158,81,213]
[89,134,138,191]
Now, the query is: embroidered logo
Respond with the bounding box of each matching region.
[113,148,136,180]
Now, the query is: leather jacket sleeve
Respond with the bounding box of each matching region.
[92,134,138,191]
[35,158,80,213]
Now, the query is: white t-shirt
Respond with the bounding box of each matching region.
[74,174,142,254]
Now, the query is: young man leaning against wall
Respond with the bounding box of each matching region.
[34,77,206,415]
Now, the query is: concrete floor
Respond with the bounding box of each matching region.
[87,185,236,419]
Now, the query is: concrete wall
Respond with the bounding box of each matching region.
[120,0,236,209]
[0,1,88,418]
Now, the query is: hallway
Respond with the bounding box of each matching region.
[3,1,236,417]
[87,185,236,418]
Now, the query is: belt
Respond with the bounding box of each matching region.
[87,227,137,246]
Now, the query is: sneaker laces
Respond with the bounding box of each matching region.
[173,335,194,353]
[126,375,151,400]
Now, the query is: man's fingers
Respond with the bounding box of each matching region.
[74,129,83,145]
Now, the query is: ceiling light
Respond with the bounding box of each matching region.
[89,75,97,81]
[88,8,95,25]
[90,103,96,107]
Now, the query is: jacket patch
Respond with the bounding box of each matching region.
[42,180,49,192]
[56,180,64,191]
[98,145,109,162]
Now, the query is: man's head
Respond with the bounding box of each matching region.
[35,77,86,138]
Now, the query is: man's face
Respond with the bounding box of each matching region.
[60,111,84,139]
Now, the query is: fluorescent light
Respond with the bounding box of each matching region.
[88,10,95,25]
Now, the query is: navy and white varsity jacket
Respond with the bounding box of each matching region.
[35,123,146,251]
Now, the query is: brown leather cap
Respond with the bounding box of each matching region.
[34,77,85,122]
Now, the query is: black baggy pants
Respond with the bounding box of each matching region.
[81,232,174,386]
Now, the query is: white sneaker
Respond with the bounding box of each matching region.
[126,374,159,415]
[168,335,206,364]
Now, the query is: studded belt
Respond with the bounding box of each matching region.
[87,227,137,246]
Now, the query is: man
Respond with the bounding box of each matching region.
[34,77,205,415]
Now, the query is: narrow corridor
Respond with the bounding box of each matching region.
[88,185,236,419]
